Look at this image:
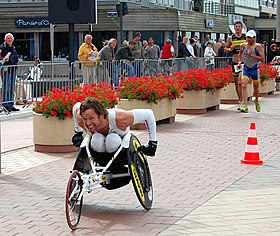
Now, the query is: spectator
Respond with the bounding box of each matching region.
[142,40,148,49]
[202,34,213,55]
[218,41,227,57]
[217,41,228,68]
[143,37,161,76]
[99,38,120,88]
[0,33,19,112]
[131,32,143,59]
[176,36,192,71]
[161,39,174,75]
[193,35,200,57]
[78,34,99,85]
[187,38,196,68]
[212,38,223,56]
[115,40,135,77]
[203,34,212,49]
[131,32,143,76]
[204,42,216,70]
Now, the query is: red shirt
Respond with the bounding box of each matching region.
[161,43,173,59]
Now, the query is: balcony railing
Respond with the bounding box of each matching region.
[204,2,235,15]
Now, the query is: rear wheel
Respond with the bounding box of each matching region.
[128,135,153,210]
[65,170,83,230]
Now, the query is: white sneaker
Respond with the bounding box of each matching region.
[237,102,242,111]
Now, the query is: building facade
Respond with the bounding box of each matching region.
[0,0,277,61]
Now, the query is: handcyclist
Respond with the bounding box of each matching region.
[225,21,246,110]
[71,97,158,188]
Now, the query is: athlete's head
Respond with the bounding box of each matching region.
[246,30,256,45]
[234,21,243,34]
[80,97,108,119]
[80,98,108,134]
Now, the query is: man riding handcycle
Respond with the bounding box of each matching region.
[66,97,158,229]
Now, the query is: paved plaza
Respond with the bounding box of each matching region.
[0,93,280,235]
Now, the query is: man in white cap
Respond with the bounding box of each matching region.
[238,30,265,113]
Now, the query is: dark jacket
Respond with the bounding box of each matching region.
[177,42,192,58]
[218,46,227,57]
[115,47,134,61]
[0,42,19,66]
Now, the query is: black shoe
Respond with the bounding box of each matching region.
[3,107,11,112]
[11,107,20,111]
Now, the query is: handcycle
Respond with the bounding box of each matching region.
[65,132,153,230]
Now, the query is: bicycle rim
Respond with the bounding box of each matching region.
[65,170,83,230]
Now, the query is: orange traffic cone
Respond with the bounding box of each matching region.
[241,122,264,165]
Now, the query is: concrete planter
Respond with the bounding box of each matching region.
[176,89,221,114]
[117,99,176,128]
[221,83,253,104]
[33,113,78,153]
[259,78,275,96]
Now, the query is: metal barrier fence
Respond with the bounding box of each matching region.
[0,57,231,111]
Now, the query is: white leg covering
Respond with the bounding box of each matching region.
[91,133,106,152]
[72,102,83,132]
[105,133,122,153]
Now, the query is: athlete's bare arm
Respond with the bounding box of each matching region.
[115,109,134,131]
[224,36,233,53]
[251,44,265,63]
[238,43,245,63]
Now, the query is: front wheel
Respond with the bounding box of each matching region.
[65,170,83,230]
[128,135,153,210]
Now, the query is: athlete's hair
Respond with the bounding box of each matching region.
[80,97,108,119]
[234,21,243,27]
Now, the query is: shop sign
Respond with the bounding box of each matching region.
[15,18,50,28]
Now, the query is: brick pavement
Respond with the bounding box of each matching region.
[0,93,280,235]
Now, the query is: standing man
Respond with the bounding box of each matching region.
[143,37,161,76]
[131,32,143,59]
[0,33,19,112]
[193,35,200,57]
[99,38,119,88]
[239,30,265,113]
[224,21,246,110]
[115,40,135,77]
[78,34,99,85]
[176,36,192,72]
[132,32,143,76]
[187,38,197,68]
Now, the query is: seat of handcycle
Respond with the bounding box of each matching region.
[73,146,131,190]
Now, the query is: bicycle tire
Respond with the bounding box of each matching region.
[65,170,83,230]
[128,134,153,210]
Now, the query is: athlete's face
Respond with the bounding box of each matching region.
[234,24,242,34]
[246,36,255,45]
[81,109,102,133]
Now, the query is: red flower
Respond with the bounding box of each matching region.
[33,82,119,120]
[117,75,183,104]
[259,63,278,84]
[172,67,232,92]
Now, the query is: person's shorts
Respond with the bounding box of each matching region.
[242,66,259,81]
[231,62,242,77]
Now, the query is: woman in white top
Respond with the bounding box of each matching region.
[204,42,216,70]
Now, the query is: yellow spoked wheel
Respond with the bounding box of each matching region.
[128,134,153,210]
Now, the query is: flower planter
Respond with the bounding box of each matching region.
[33,113,79,153]
[220,82,253,104]
[176,89,221,114]
[259,78,275,96]
[117,99,176,129]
